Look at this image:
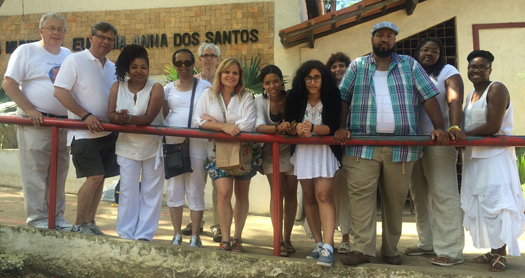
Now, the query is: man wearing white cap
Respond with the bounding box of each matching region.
[335,21,448,265]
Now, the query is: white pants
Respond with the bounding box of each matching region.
[116,156,164,241]
[410,146,464,260]
[17,118,70,226]
[167,157,206,211]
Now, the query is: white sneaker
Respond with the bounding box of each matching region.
[33,221,49,229]
[172,233,182,245]
[189,234,202,248]
[55,219,73,231]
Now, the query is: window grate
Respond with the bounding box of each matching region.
[394,18,457,68]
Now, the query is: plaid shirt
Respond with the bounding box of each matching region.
[339,53,439,162]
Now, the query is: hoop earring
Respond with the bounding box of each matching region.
[219,83,224,91]
[235,84,241,93]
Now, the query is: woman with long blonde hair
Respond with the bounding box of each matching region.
[193,58,260,253]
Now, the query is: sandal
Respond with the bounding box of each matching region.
[337,242,350,254]
[284,240,296,254]
[489,254,507,272]
[431,256,464,266]
[280,242,289,257]
[404,246,435,256]
[217,241,231,251]
[231,238,243,253]
[470,252,495,264]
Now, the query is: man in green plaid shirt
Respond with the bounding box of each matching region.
[335,22,449,266]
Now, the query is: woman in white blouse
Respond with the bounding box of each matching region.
[107,45,165,241]
[163,49,211,248]
[194,58,258,253]
[254,65,298,257]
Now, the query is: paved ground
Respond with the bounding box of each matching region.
[1,185,524,277]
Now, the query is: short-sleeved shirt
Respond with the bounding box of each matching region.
[54,49,116,145]
[418,64,460,135]
[4,42,71,115]
[338,53,439,162]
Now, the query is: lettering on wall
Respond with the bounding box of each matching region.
[3,29,259,54]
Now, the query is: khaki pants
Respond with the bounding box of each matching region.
[410,146,464,260]
[342,147,414,257]
[17,122,69,226]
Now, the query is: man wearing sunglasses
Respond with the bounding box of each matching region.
[54,22,119,235]
[180,42,223,242]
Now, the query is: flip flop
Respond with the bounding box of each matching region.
[404,246,436,256]
[431,256,464,267]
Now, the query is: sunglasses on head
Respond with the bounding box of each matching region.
[174,60,193,67]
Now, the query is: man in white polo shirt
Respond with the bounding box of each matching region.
[54,22,119,235]
[3,13,72,230]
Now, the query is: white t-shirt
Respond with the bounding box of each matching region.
[54,49,116,145]
[418,64,460,135]
[4,42,71,115]
[164,79,211,160]
[373,70,395,133]
[115,79,163,161]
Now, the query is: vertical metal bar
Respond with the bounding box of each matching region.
[48,126,59,230]
[272,142,281,256]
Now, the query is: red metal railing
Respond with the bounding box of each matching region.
[2,114,525,256]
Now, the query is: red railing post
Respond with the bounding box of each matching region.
[48,126,59,230]
[272,142,281,257]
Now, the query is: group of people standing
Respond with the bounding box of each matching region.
[4,12,525,271]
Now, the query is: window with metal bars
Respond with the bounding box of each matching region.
[394,17,457,67]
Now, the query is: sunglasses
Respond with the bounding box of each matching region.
[174,60,193,67]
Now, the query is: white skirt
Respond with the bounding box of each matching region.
[291,144,339,179]
[461,147,525,256]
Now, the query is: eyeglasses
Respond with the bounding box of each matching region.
[201,54,218,59]
[42,27,66,33]
[467,65,491,71]
[304,75,322,83]
[94,34,115,43]
[420,49,439,55]
[174,60,194,67]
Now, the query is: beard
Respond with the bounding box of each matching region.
[373,45,395,59]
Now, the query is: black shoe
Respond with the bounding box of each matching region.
[181,221,204,236]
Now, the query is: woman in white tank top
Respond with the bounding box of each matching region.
[107,45,165,241]
[462,50,525,272]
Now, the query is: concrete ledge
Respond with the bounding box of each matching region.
[0,225,483,278]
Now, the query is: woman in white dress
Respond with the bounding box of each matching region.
[282,60,341,267]
[404,38,466,267]
[108,45,165,241]
[194,58,259,253]
[163,49,211,248]
[255,65,298,257]
[462,50,525,272]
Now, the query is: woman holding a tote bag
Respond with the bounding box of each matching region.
[193,58,259,253]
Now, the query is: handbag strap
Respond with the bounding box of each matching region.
[217,93,228,124]
[164,78,198,144]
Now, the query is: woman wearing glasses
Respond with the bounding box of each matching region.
[164,49,211,248]
[108,45,165,241]
[194,58,259,253]
[282,60,341,266]
[462,50,525,272]
[404,38,466,266]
